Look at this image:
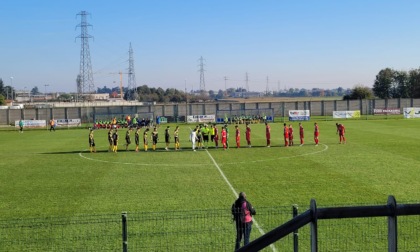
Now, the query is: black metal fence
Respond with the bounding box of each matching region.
[239,196,420,252]
[0,207,293,251]
[127,207,294,251]
[1,201,420,251]
[0,214,120,251]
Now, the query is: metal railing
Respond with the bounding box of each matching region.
[0,207,293,251]
[239,196,420,252]
[1,197,420,251]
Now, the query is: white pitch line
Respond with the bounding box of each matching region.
[205,149,278,252]
[78,149,207,167]
[79,143,328,167]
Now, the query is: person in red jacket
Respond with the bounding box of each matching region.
[265,122,271,147]
[232,192,256,251]
[235,125,241,148]
[245,124,251,148]
[314,122,320,146]
[283,123,289,147]
[336,123,346,144]
[299,122,304,146]
[288,124,294,146]
[221,126,227,150]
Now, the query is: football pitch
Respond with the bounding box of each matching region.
[1,119,420,249]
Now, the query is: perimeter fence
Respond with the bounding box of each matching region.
[1,202,420,251]
[2,98,420,125]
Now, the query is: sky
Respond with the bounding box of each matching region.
[1,0,420,93]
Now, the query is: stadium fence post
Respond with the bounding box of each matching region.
[293,205,299,252]
[310,199,318,252]
[387,196,397,252]
[122,212,128,252]
[282,102,285,123]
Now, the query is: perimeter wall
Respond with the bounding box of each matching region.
[1,98,419,125]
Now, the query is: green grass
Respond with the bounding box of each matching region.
[1,120,420,250]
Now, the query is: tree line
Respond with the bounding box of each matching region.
[373,67,420,99]
[106,85,354,103]
[0,79,15,104]
[2,66,420,105]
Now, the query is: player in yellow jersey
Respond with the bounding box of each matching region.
[143,128,150,151]
[174,126,180,150]
[164,126,170,151]
[151,127,159,151]
[108,129,113,152]
[125,128,132,151]
[201,124,210,148]
[112,129,119,152]
[88,129,96,153]
[135,127,140,152]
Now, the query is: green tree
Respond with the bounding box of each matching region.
[216,90,224,99]
[0,78,5,97]
[58,93,72,102]
[373,68,394,98]
[311,88,322,96]
[208,90,215,99]
[97,86,111,94]
[393,71,409,98]
[408,68,420,98]
[138,85,151,95]
[169,93,183,102]
[226,88,235,97]
[156,87,165,102]
[31,86,40,95]
[298,89,309,97]
[344,85,373,100]
[3,86,15,100]
[0,94,5,105]
[337,87,344,96]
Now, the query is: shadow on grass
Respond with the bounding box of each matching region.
[39,144,297,155]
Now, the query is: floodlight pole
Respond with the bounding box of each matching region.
[10,77,14,101]
[44,84,49,101]
[185,79,188,121]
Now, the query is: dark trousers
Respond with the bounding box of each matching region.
[235,221,252,251]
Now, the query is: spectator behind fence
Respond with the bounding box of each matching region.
[231,192,256,251]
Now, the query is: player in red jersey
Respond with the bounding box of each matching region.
[245,124,251,147]
[283,123,289,147]
[235,125,241,148]
[299,122,304,146]
[336,123,346,144]
[265,122,271,147]
[314,122,319,146]
[288,124,294,146]
[221,126,227,150]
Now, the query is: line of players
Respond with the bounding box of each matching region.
[104,126,181,153]
[88,122,346,153]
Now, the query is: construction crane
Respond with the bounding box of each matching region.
[109,71,126,99]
